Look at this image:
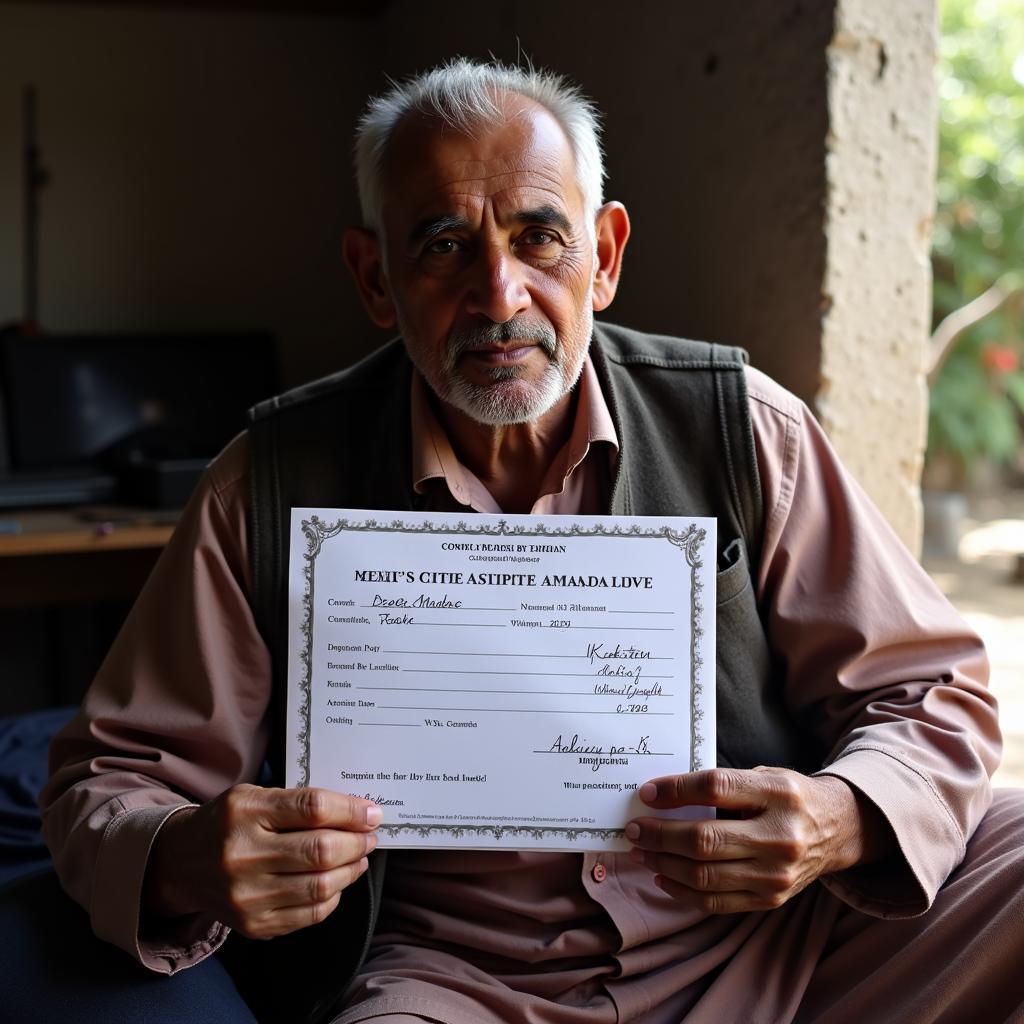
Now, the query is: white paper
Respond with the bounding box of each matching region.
[287,509,716,851]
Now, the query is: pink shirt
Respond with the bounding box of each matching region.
[41,356,999,1024]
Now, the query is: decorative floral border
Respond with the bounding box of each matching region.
[296,517,709,831]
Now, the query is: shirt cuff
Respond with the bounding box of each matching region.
[91,803,230,973]
[813,744,970,918]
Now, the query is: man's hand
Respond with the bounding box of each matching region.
[144,784,381,940]
[625,767,892,914]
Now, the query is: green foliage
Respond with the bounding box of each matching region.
[928,0,1024,480]
[931,348,1023,469]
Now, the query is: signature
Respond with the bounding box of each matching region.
[546,733,652,755]
[594,680,663,699]
[371,593,462,609]
[585,642,652,664]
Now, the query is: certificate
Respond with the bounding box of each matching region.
[287,509,716,851]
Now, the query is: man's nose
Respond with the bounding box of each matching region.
[463,245,531,323]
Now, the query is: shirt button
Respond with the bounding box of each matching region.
[592,863,607,883]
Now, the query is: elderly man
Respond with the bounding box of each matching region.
[37,59,1024,1024]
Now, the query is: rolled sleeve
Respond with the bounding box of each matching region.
[92,802,230,973]
[814,747,965,916]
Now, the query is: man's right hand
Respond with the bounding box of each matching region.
[144,784,381,940]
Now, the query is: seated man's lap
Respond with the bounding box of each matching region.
[7,792,1022,1024]
[795,787,1024,1023]
[339,791,1024,1024]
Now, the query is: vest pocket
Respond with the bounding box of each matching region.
[714,538,810,772]
[716,537,752,606]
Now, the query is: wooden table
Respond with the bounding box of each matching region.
[0,508,176,609]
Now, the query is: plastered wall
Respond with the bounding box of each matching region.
[820,0,937,551]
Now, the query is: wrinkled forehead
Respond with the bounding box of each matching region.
[379,98,583,227]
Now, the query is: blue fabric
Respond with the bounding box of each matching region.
[0,870,258,1023]
[0,706,75,888]
[0,711,260,1020]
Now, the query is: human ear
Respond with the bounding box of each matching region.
[591,202,631,312]
[342,227,397,328]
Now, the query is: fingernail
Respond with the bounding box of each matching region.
[625,822,640,840]
[366,805,383,827]
[366,833,378,852]
[639,783,657,803]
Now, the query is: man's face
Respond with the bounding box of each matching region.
[376,98,597,426]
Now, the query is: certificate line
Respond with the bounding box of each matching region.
[397,671,674,679]
[358,722,423,727]
[361,605,516,612]
[415,622,507,627]
[378,705,673,716]
[360,686,675,696]
[381,650,675,660]
[559,626,674,631]
[607,610,675,615]
[532,749,674,756]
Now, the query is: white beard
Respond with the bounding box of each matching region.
[401,305,592,427]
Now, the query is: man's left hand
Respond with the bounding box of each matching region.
[625,767,891,914]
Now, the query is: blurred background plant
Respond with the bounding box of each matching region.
[927,0,1024,490]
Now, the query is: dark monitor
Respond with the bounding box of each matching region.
[0,330,278,471]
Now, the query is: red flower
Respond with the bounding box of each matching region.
[981,343,1020,374]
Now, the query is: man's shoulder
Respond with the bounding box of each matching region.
[204,431,249,505]
[593,321,748,369]
[248,336,409,424]
[594,320,806,425]
[743,365,804,424]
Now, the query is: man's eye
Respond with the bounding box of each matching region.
[520,230,557,247]
[425,238,460,255]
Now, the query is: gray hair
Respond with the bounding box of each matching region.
[354,57,605,233]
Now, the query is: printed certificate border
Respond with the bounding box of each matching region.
[295,516,709,842]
